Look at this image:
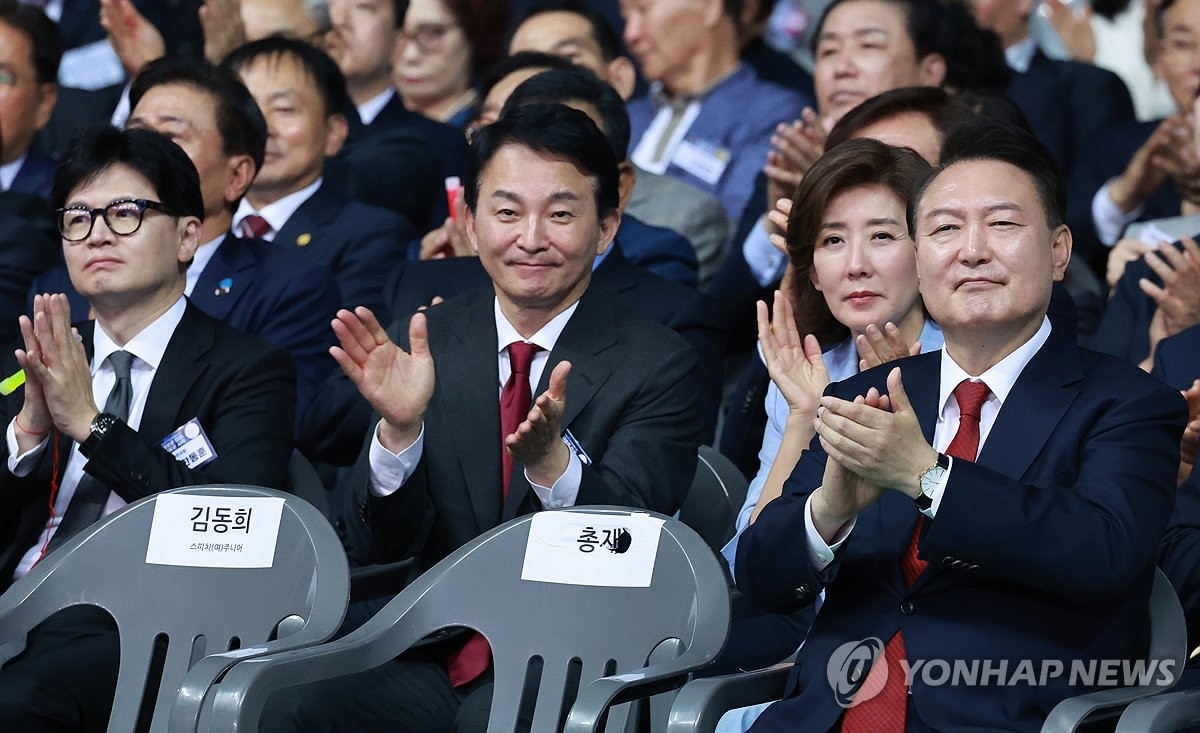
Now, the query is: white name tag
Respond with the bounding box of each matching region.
[672,137,732,186]
[160,418,217,469]
[145,494,285,568]
[520,511,665,587]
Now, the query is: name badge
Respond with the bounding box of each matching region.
[672,137,731,187]
[161,418,217,469]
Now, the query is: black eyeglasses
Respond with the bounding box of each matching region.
[56,199,173,242]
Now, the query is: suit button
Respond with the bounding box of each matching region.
[942,556,955,566]
[968,563,980,572]
[900,601,915,615]
[793,584,812,599]
[131,471,145,483]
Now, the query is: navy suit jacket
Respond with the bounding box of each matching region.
[0,302,296,588]
[30,235,340,425]
[9,151,55,201]
[344,284,704,575]
[272,182,413,321]
[0,210,59,345]
[737,328,1184,732]
[1160,456,1200,649]
[301,243,723,463]
[616,214,699,286]
[1153,322,1200,390]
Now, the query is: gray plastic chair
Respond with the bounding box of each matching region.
[0,485,349,733]
[678,446,750,553]
[287,449,329,518]
[666,568,1185,733]
[199,505,732,732]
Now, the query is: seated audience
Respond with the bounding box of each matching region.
[262,102,703,732]
[736,119,1184,732]
[0,125,296,729]
[222,36,414,321]
[0,2,62,200]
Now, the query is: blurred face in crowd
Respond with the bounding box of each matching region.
[394,0,473,117]
[0,20,56,165]
[814,0,946,125]
[128,84,244,221]
[620,0,708,93]
[913,159,1070,350]
[241,0,323,42]
[810,183,925,338]
[969,0,1034,49]
[326,0,397,96]
[468,143,619,324]
[1156,0,1200,111]
[851,110,943,164]
[475,67,548,129]
[509,11,637,99]
[237,53,348,206]
[62,164,199,309]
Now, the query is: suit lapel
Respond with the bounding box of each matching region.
[273,186,338,255]
[537,285,619,431]
[593,244,638,296]
[138,304,215,443]
[436,291,503,533]
[191,235,256,320]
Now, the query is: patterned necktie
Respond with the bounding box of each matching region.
[841,379,991,732]
[499,342,540,499]
[47,351,136,552]
[239,214,272,240]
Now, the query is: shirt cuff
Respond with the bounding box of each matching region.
[6,419,46,477]
[367,420,424,497]
[805,492,854,572]
[742,217,788,287]
[1093,180,1145,246]
[920,455,953,518]
[527,447,582,509]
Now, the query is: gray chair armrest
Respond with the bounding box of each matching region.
[562,659,707,733]
[1114,687,1200,732]
[665,665,790,733]
[1042,683,1176,732]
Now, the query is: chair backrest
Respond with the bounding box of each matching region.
[0,485,349,733]
[287,450,329,519]
[678,446,750,553]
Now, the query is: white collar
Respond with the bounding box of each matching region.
[235,177,324,238]
[0,152,27,191]
[358,87,396,125]
[1006,36,1037,74]
[493,297,580,354]
[937,316,1051,414]
[91,295,188,373]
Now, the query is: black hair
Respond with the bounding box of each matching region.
[52,126,204,223]
[464,102,619,217]
[129,56,267,172]
[500,66,630,160]
[0,0,62,85]
[508,0,623,62]
[908,118,1066,236]
[222,35,351,119]
[476,50,575,102]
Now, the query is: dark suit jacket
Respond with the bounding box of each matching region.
[1153,322,1200,390]
[356,93,468,184]
[0,210,59,345]
[737,328,1185,732]
[8,152,55,201]
[1160,458,1200,650]
[0,302,296,588]
[301,244,723,462]
[30,235,340,425]
[344,284,704,575]
[272,183,413,321]
[616,214,699,286]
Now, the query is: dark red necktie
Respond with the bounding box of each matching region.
[239,214,272,240]
[842,379,991,732]
[448,341,541,688]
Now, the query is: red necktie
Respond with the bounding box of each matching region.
[239,214,272,240]
[499,342,540,499]
[842,379,991,732]
[447,342,541,688]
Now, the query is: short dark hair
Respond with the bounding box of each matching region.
[813,0,1009,95]
[785,138,932,346]
[825,86,975,153]
[908,118,1066,236]
[52,126,204,223]
[222,35,350,119]
[392,0,408,28]
[476,50,575,103]
[443,0,510,75]
[0,0,62,85]
[507,0,623,62]
[129,57,267,173]
[464,102,619,217]
[500,66,630,161]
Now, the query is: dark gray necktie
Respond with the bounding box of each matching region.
[47,350,135,551]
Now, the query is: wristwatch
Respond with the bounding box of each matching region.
[916,452,950,510]
[81,412,119,457]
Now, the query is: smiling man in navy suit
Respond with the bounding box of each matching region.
[737,120,1186,732]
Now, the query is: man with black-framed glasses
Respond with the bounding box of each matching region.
[0,124,297,731]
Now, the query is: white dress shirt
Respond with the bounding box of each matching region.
[7,296,188,579]
[803,317,1053,571]
[184,233,227,298]
[0,153,26,191]
[358,87,396,126]
[368,298,585,508]
[232,177,323,243]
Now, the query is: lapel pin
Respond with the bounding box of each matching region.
[296,233,312,247]
[215,277,234,296]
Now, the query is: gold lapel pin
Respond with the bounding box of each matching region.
[296,233,312,247]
